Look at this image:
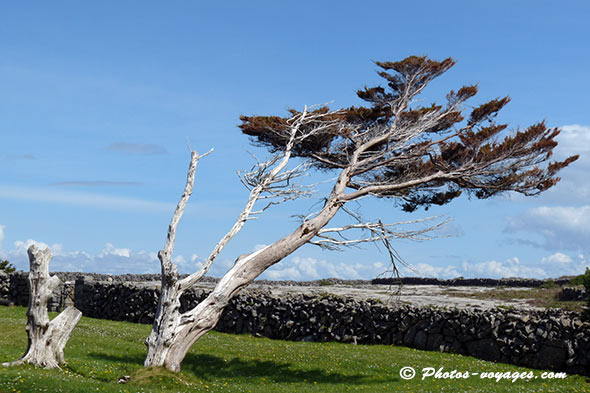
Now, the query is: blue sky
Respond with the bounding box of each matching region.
[1,1,588,280]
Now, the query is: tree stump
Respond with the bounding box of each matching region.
[2,245,82,369]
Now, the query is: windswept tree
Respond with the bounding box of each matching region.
[144,56,578,371]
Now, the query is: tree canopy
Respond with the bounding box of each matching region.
[239,56,578,212]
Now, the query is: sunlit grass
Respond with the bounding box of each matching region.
[0,306,588,392]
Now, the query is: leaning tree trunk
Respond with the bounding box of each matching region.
[145,195,344,371]
[2,245,82,369]
[144,144,349,371]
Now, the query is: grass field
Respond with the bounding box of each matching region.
[0,306,588,393]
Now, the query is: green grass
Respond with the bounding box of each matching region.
[0,306,588,393]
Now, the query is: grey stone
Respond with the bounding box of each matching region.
[466,339,501,362]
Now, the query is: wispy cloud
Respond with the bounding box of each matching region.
[557,125,590,157]
[2,237,214,275]
[50,180,142,187]
[0,185,173,212]
[107,142,167,155]
[401,253,589,280]
[506,205,590,252]
[261,256,384,281]
[6,240,161,274]
[7,154,36,160]
[536,125,590,203]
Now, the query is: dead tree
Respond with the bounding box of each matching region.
[3,245,81,369]
[144,56,578,371]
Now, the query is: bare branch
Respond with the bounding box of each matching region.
[311,215,449,251]
[179,109,317,290]
[158,150,210,282]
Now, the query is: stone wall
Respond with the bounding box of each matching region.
[5,272,75,311]
[372,276,573,287]
[0,273,588,375]
[3,271,575,287]
[0,272,10,305]
[559,287,586,301]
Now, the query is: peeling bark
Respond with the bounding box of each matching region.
[2,245,81,369]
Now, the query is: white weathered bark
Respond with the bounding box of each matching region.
[145,150,350,371]
[145,115,315,370]
[143,111,400,371]
[144,104,450,371]
[3,245,82,369]
[151,201,343,371]
[144,149,214,368]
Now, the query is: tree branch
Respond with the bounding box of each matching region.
[158,148,213,283]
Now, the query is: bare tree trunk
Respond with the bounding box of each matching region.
[2,245,82,369]
[145,194,343,371]
[144,278,183,367]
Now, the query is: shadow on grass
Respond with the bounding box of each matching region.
[88,352,397,385]
[182,353,396,385]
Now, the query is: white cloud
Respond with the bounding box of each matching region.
[4,240,163,274]
[0,225,5,250]
[402,263,462,279]
[541,252,573,265]
[261,256,387,281]
[99,243,130,258]
[13,239,64,255]
[536,125,590,203]
[264,266,303,281]
[234,251,583,282]
[403,253,590,280]
[556,125,590,157]
[253,244,268,252]
[460,257,548,279]
[506,205,590,251]
[0,185,174,212]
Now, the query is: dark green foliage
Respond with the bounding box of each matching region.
[0,259,15,274]
[539,279,557,289]
[569,274,585,286]
[582,268,590,320]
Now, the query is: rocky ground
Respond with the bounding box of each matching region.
[190,281,543,310]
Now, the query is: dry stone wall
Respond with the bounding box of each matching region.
[0,273,588,375]
[559,287,586,301]
[0,272,10,305]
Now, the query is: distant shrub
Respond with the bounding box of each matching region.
[540,279,557,289]
[319,280,334,286]
[569,274,585,286]
[0,260,15,274]
[582,268,590,321]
